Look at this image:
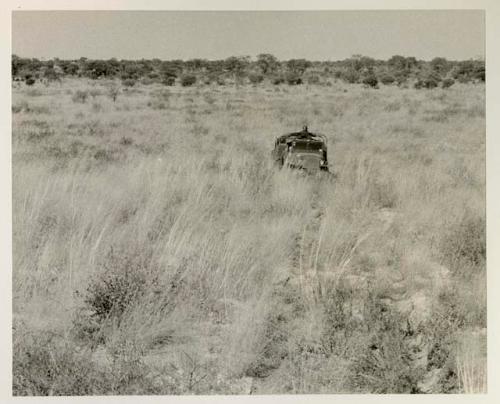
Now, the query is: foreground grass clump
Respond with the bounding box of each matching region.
[12,79,485,394]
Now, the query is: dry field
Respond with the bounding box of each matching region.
[12,78,486,394]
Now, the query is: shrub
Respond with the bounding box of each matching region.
[13,330,107,395]
[72,90,89,103]
[424,78,439,89]
[162,76,176,86]
[121,78,136,87]
[140,77,154,85]
[442,78,455,89]
[25,77,36,86]
[285,72,303,85]
[307,75,320,85]
[80,246,154,329]
[362,75,379,88]
[181,74,197,87]
[440,214,485,273]
[380,74,396,85]
[342,69,360,84]
[248,73,264,84]
[272,75,285,85]
[13,328,163,395]
[348,297,425,393]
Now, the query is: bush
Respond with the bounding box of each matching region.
[81,247,154,329]
[13,330,107,395]
[307,75,320,85]
[71,90,89,103]
[13,328,162,395]
[440,214,485,273]
[121,78,136,87]
[285,72,303,85]
[162,76,176,86]
[140,77,154,85]
[272,75,285,85]
[342,69,360,84]
[181,74,197,87]
[380,74,396,85]
[362,75,379,88]
[25,77,36,86]
[442,78,455,89]
[248,73,264,84]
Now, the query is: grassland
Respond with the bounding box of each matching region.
[12,78,486,394]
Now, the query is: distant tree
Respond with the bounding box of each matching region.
[25,77,36,86]
[415,69,440,89]
[362,74,378,88]
[430,57,450,76]
[342,69,360,84]
[441,78,455,89]
[181,74,197,87]
[286,59,311,75]
[120,62,142,81]
[285,71,303,85]
[185,58,208,72]
[224,56,250,80]
[11,54,22,77]
[307,74,320,85]
[272,75,285,85]
[379,73,396,85]
[256,53,279,75]
[248,73,264,84]
[473,60,485,81]
[387,55,407,71]
[43,66,61,82]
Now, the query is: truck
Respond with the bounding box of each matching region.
[272,126,329,172]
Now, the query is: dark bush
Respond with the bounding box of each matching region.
[272,75,285,85]
[379,74,396,85]
[248,73,264,84]
[362,75,379,88]
[162,76,176,86]
[25,77,36,86]
[81,247,155,329]
[285,72,303,85]
[181,74,197,87]
[441,78,455,89]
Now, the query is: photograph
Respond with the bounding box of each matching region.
[10,7,486,396]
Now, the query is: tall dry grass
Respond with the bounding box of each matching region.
[12,78,485,394]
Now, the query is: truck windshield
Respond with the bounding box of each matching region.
[291,141,323,152]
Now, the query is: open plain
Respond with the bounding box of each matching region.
[12,78,486,394]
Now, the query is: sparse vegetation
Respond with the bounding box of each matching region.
[11,54,485,88]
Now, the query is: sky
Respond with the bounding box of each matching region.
[12,10,485,61]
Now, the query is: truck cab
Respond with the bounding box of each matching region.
[272,126,329,172]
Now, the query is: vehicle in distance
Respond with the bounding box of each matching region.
[272,126,329,172]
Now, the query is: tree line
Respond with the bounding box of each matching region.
[12,53,485,89]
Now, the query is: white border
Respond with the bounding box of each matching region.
[1,1,498,404]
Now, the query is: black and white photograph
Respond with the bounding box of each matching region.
[4,1,497,399]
